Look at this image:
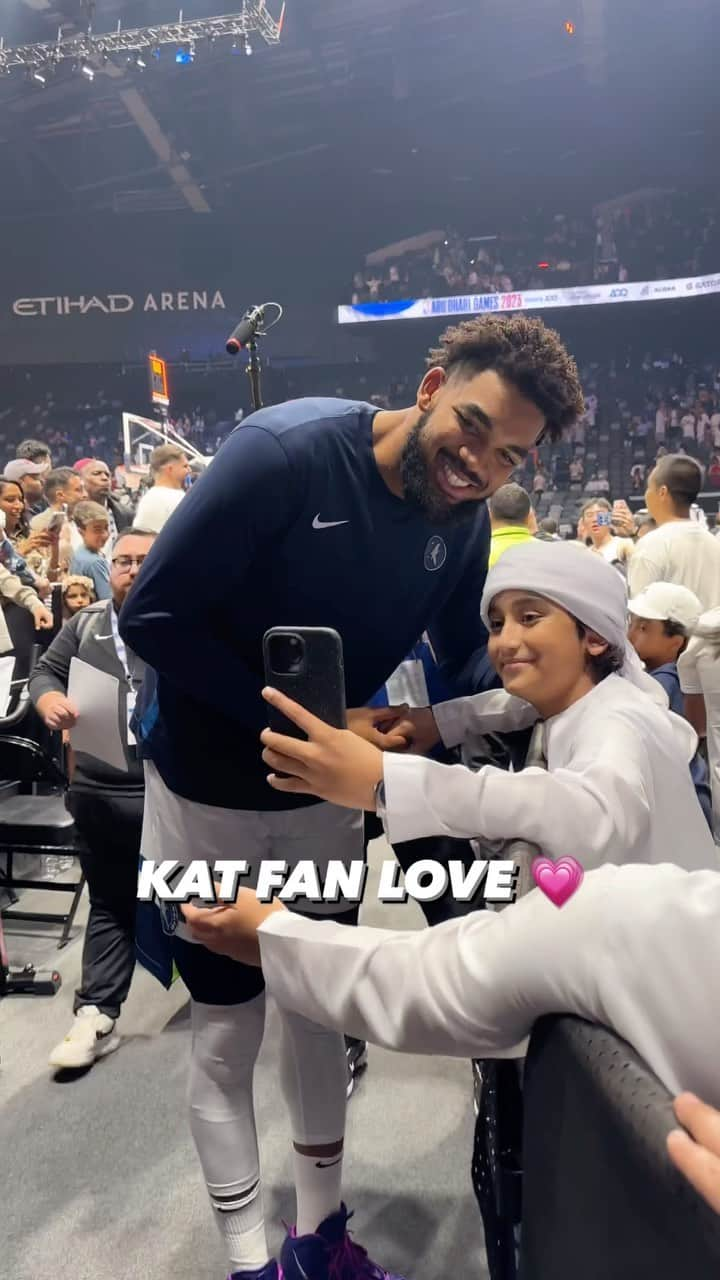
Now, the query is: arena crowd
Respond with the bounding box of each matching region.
[351,190,720,303]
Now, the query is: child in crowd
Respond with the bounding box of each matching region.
[627,581,713,830]
[62,575,95,619]
[69,501,111,601]
[254,541,718,872]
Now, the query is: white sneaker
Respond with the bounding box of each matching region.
[48,1005,121,1069]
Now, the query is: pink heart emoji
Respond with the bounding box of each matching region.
[531,856,584,908]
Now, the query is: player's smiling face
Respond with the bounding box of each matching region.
[401,367,546,524]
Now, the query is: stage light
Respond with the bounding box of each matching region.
[128,52,146,69]
[176,43,195,64]
[538,261,550,269]
[32,68,46,85]
[244,37,252,56]
[80,60,95,80]
[564,20,576,35]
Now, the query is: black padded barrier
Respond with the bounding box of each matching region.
[520,1015,720,1280]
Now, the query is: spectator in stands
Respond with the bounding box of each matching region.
[535,517,560,542]
[630,462,646,492]
[629,455,720,608]
[582,499,634,571]
[74,459,133,549]
[568,456,584,486]
[16,438,52,470]
[708,454,720,486]
[680,607,720,842]
[635,512,657,540]
[62,575,95,619]
[3,457,47,518]
[488,483,535,566]
[0,508,42,591]
[532,463,547,505]
[681,411,696,447]
[133,444,190,533]
[70,501,111,601]
[188,458,206,487]
[31,529,156,1071]
[30,467,87,575]
[0,477,50,563]
[627,582,712,829]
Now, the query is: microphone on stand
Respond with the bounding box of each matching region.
[226,305,266,354]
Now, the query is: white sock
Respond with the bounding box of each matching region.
[188,997,270,1272]
[207,1176,268,1274]
[279,1008,347,1236]
[292,1146,344,1238]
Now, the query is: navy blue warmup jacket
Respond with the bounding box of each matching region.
[119,398,494,809]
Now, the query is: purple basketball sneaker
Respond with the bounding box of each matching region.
[280,1203,407,1279]
[229,1262,279,1280]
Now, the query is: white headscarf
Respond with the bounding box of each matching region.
[480,540,669,709]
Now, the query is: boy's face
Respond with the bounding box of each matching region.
[628,615,683,670]
[65,585,91,612]
[82,519,109,553]
[487,589,608,718]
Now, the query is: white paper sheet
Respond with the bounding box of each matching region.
[0,654,15,718]
[68,657,127,772]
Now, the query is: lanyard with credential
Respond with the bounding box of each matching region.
[110,605,131,682]
[110,606,137,746]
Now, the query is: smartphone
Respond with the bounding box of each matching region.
[262,628,347,747]
[47,508,66,532]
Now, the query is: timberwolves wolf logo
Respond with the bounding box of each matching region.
[158,900,180,936]
[424,536,447,572]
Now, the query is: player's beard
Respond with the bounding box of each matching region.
[400,411,479,526]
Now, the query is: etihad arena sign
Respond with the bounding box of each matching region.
[12,289,227,318]
[337,272,720,325]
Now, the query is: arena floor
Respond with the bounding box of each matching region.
[1,836,487,1280]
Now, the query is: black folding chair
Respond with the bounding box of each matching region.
[0,641,85,949]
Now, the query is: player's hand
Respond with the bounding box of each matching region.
[35,691,79,731]
[347,705,410,751]
[388,706,441,754]
[262,687,384,808]
[667,1093,720,1214]
[182,888,285,967]
[31,603,54,630]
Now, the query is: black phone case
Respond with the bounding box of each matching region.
[262,627,347,741]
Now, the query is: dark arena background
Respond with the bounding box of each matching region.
[1,3,720,1280]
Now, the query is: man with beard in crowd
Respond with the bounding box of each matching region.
[30,528,156,1070]
[73,458,133,552]
[120,316,583,1280]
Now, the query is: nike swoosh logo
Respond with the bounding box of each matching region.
[312,515,349,530]
[315,1156,343,1169]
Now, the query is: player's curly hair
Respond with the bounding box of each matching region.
[426,314,584,442]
